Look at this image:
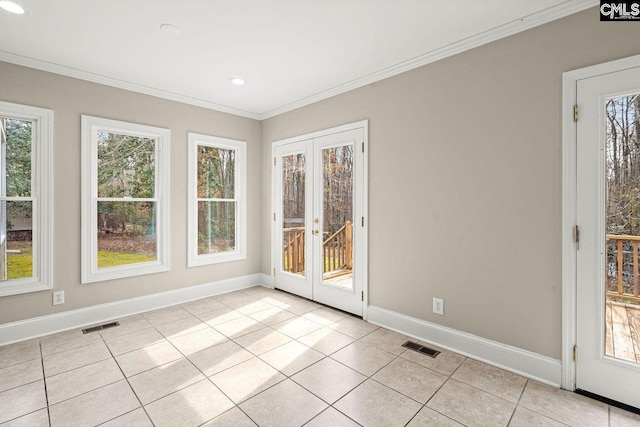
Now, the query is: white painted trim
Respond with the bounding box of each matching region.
[561,52,640,392]
[368,305,562,387]
[187,133,247,267]
[0,101,54,297]
[80,115,171,284]
[0,273,269,346]
[0,2,595,120]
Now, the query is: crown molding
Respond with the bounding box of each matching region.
[0,1,597,121]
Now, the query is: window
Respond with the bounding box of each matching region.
[0,101,53,297]
[188,133,246,266]
[81,116,170,283]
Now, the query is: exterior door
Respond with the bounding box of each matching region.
[273,124,366,316]
[576,65,640,409]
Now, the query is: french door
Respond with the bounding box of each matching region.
[273,123,367,316]
[576,64,640,409]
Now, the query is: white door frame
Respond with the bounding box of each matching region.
[271,120,369,319]
[562,53,640,391]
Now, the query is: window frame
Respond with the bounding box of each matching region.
[188,132,246,267]
[81,115,170,284]
[0,101,53,297]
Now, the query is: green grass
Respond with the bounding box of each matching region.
[7,247,33,279]
[98,251,156,268]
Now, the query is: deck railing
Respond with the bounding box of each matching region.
[283,221,353,274]
[607,234,640,303]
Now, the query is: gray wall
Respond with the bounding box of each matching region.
[261,8,640,359]
[0,61,262,324]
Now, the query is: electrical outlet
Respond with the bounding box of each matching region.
[433,297,444,315]
[53,291,64,305]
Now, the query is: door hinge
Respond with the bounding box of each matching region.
[361,216,364,227]
[361,291,364,301]
[573,104,578,122]
[274,157,276,166]
[273,268,276,277]
[573,345,578,362]
[573,225,580,250]
[273,213,276,221]
[362,142,365,153]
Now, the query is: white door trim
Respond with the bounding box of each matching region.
[562,53,640,391]
[271,120,369,319]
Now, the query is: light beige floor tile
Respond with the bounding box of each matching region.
[201,407,257,426]
[100,408,153,427]
[128,357,204,404]
[214,315,266,338]
[239,379,327,427]
[104,327,166,356]
[426,379,515,427]
[0,340,40,369]
[180,297,226,315]
[255,292,301,308]
[406,407,464,426]
[49,380,139,427]
[297,327,356,355]
[188,340,254,377]
[274,317,324,339]
[400,342,466,376]
[153,315,209,339]
[249,306,297,326]
[282,299,321,315]
[610,406,640,427]
[168,327,227,355]
[0,408,49,427]
[98,315,152,339]
[142,305,192,326]
[452,358,526,403]
[43,340,111,377]
[214,291,260,308]
[302,307,349,326]
[519,381,609,427]
[197,306,246,326]
[259,340,324,376]
[40,329,102,356]
[305,407,361,427]
[359,327,411,355]
[115,340,183,377]
[210,357,285,403]
[330,340,397,376]
[334,379,422,427]
[235,300,275,315]
[0,358,42,393]
[328,316,379,339]
[233,327,292,355]
[144,379,234,427]
[292,357,366,404]
[508,406,566,427]
[373,357,447,403]
[46,358,124,404]
[0,381,46,424]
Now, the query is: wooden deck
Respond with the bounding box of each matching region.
[605,300,640,363]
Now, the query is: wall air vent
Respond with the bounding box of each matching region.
[82,322,120,334]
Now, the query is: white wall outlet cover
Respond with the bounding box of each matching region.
[433,297,444,315]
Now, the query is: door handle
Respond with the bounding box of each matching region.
[313,230,319,236]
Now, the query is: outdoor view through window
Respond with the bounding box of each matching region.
[605,94,640,364]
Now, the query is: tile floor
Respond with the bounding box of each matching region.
[1,286,640,427]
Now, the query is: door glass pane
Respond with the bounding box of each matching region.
[97,201,157,268]
[282,154,306,276]
[605,94,640,363]
[321,145,353,288]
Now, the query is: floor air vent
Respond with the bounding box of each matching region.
[82,322,120,334]
[402,341,440,358]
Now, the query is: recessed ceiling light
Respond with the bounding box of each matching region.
[0,1,25,14]
[160,23,181,36]
[230,77,245,86]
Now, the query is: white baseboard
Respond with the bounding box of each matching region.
[0,273,269,346]
[367,305,562,387]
